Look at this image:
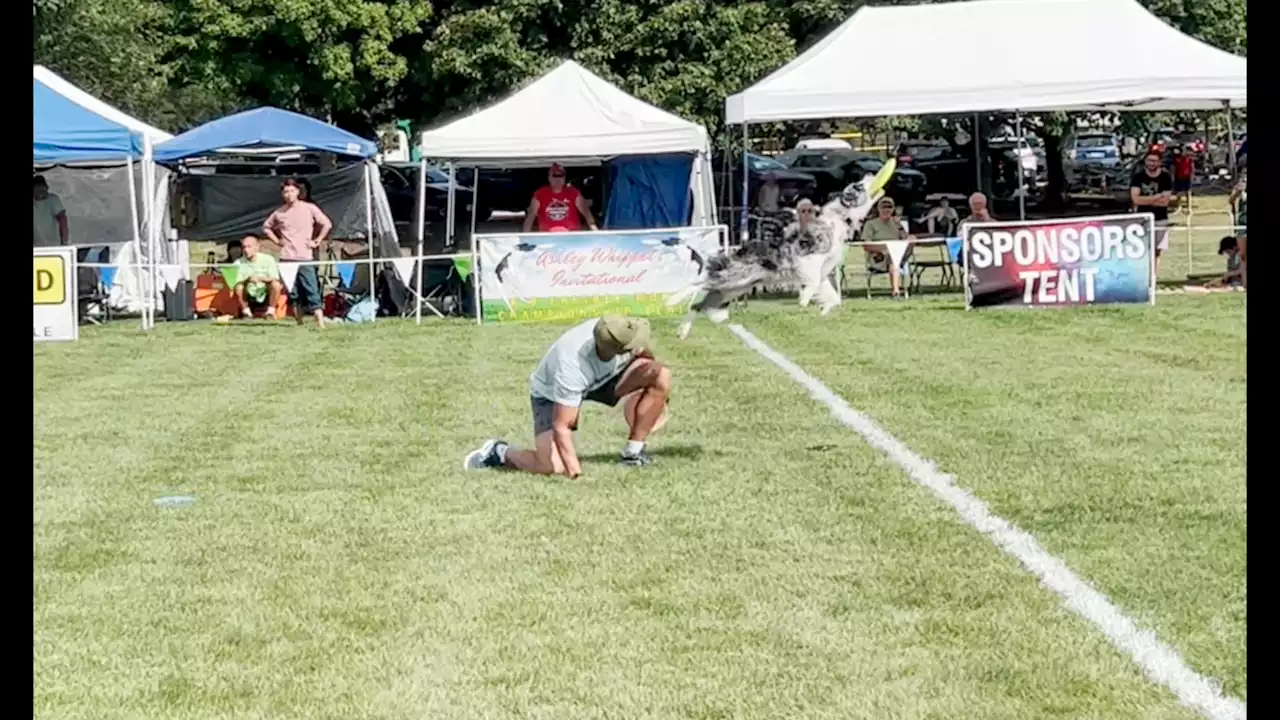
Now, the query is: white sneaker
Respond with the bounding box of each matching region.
[463,439,504,470]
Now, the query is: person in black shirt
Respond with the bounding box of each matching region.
[1130,151,1173,270]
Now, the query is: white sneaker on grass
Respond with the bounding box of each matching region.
[463,439,506,470]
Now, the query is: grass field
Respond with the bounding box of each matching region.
[34,291,1244,719]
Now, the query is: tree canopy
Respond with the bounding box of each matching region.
[34,0,1246,139]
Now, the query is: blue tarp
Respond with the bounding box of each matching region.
[33,79,143,164]
[604,154,694,230]
[154,107,378,163]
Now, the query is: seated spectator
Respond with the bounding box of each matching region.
[231,235,285,320]
[966,192,995,224]
[923,197,959,235]
[1208,236,1244,287]
[859,197,912,298]
[1228,171,1246,288]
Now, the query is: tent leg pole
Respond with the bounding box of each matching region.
[145,137,159,329]
[365,161,376,323]
[472,241,481,326]
[1015,112,1026,221]
[415,157,426,325]
[125,153,144,331]
[973,113,982,195]
[446,163,456,251]
[469,166,480,248]
[1223,102,1237,178]
[741,123,750,242]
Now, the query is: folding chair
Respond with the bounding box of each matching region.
[76,266,111,325]
[860,245,909,299]
[410,258,472,318]
[909,242,955,293]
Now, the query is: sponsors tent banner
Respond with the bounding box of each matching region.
[963,213,1155,308]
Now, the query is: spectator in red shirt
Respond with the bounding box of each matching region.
[523,163,599,233]
[1171,146,1194,213]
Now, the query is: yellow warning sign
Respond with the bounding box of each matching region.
[33,255,66,305]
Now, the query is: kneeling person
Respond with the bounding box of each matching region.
[233,235,285,319]
[465,316,671,477]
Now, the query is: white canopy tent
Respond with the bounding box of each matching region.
[725,0,1247,123]
[33,65,187,321]
[417,59,720,324]
[419,59,717,227]
[724,0,1246,220]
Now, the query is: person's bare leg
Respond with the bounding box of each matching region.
[613,359,672,443]
[266,281,283,319]
[313,307,326,329]
[234,284,252,318]
[504,431,566,475]
[889,264,902,296]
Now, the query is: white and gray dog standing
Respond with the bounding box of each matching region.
[667,160,895,339]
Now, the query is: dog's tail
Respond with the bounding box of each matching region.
[665,282,703,308]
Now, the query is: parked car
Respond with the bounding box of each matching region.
[1063,132,1125,197]
[776,147,928,210]
[452,166,602,215]
[380,163,479,225]
[893,137,1037,201]
[713,152,818,207]
[892,139,973,196]
[1065,132,1122,167]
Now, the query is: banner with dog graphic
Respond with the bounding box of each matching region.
[962,213,1156,309]
[476,226,724,323]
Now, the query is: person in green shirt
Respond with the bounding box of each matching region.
[857,197,912,297]
[232,235,285,319]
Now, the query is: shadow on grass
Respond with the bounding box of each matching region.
[579,442,709,463]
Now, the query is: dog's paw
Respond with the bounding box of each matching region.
[676,320,693,339]
[707,308,730,324]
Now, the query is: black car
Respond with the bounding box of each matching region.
[380,163,480,225]
[776,147,928,210]
[892,139,974,196]
[454,166,603,215]
[713,152,818,207]
[894,137,1040,201]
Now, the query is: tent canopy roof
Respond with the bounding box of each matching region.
[154,107,378,164]
[725,0,1247,124]
[419,60,710,164]
[33,66,172,164]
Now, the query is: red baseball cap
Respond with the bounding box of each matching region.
[549,163,565,175]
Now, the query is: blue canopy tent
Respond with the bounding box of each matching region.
[155,108,401,319]
[33,66,178,328]
[33,79,143,164]
[154,107,377,163]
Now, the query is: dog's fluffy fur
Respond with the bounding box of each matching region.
[668,175,884,338]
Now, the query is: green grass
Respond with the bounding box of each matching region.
[34,294,1244,719]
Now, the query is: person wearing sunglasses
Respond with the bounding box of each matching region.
[522,163,599,233]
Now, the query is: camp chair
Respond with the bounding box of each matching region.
[75,247,112,325]
[860,246,909,299]
[409,257,472,318]
[76,266,111,325]
[909,242,955,293]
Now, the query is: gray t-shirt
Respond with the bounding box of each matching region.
[529,319,633,407]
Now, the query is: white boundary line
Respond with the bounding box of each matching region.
[727,323,1246,720]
